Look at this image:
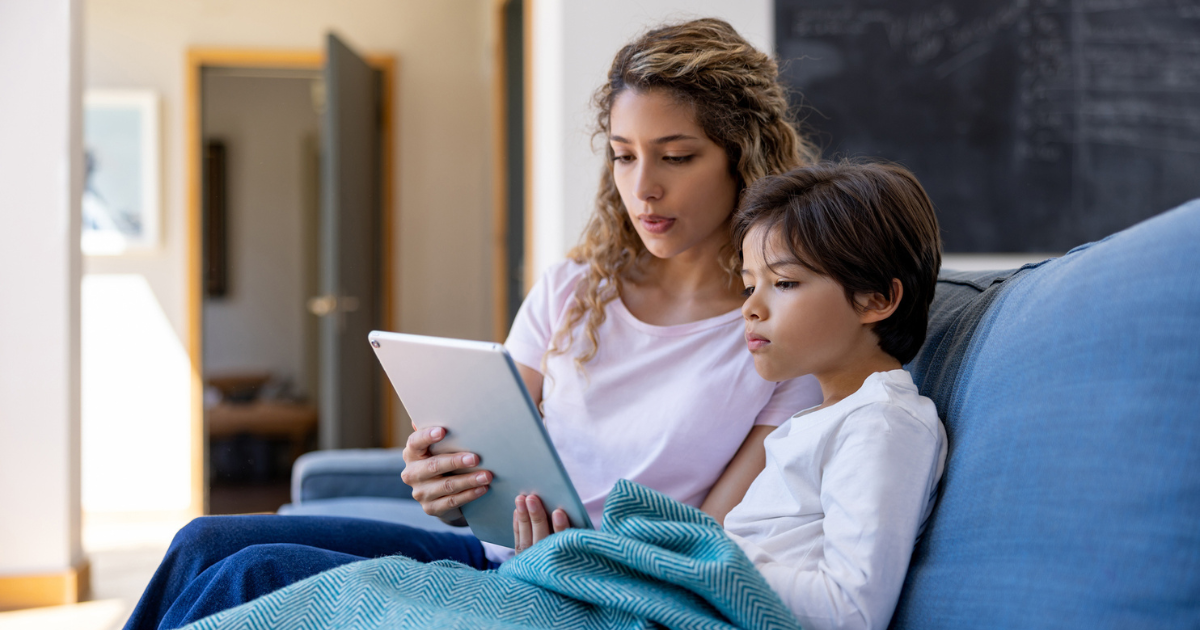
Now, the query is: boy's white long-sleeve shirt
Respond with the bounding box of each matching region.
[724,370,947,630]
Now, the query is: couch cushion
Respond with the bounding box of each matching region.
[893,200,1200,629]
[278,497,474,537]
[292,448,413,503]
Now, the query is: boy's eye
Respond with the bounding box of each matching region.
[775,281,798,290]
[741,285,754,298]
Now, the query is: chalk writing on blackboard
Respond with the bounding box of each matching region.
[776,0,1200,251]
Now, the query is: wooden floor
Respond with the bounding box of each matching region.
[0,483,291,630]
[0,519,179,630]
[0,599,132,630]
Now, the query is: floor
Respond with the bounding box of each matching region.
[0,484,290,630]
[0,515,182,630]
[0,600,133,630]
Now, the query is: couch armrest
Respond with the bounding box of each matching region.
[291,448,413,504]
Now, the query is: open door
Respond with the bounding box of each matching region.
[313,33,382,449]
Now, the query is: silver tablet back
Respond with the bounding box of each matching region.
[368,331,592,546]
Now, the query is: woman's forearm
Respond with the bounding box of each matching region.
[700,424,774,525]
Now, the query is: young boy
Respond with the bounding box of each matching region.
[723,160,948,630]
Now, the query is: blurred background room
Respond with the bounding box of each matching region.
[2,0,1197,628]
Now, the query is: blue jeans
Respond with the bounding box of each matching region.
[123,515,494,630]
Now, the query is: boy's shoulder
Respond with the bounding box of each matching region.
[839,370,942,439]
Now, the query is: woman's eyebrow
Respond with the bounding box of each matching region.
[609,134,701,145]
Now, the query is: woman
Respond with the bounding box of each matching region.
[125,18,821,630]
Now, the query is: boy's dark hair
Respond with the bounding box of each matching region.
[732,160,942,365]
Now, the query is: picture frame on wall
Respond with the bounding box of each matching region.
[83,89,160,255]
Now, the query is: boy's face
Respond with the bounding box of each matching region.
[740,225,878,383]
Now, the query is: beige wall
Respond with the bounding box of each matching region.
[85,0,497,341]
[83,1,498,469]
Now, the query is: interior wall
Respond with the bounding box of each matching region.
[528,0,772,280]
[83,0,497,476]
[86,0,496,340]
[202,74,319,396]
[0,0,84,577]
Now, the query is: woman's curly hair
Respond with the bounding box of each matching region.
[547,18,819,369]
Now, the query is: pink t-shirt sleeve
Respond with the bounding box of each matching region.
[504,261,581,373]
[754,374,823,427]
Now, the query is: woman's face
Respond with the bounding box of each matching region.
[609,89,738,261]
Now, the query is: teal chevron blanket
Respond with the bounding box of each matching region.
[182,480,801,630]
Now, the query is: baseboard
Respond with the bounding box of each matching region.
[0,558,90,612]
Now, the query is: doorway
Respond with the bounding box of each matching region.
[186,45,396,515]
[201,66,321,513]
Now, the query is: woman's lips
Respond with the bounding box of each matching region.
[746,333,769,352]
[639,214,675,234]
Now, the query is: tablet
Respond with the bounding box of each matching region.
[367,330,593,546]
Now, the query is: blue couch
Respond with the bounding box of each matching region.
[281,200,1200,628]
[279,448,467,536]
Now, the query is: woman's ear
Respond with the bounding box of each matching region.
[856,278,903,325]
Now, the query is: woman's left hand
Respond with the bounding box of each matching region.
[513,494,569,553]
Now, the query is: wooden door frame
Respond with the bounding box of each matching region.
[490,1,508,340]
[185,48,397,516]
[490,0,535,340]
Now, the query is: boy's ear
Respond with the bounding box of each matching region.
[856,278,903,325]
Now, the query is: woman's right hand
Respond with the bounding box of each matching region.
[400,426,493,520]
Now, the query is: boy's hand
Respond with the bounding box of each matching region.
[513,494,569,553]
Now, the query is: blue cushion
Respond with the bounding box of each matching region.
[892,200,1200,628]
[291,448,413,503]
[278,497,474,537]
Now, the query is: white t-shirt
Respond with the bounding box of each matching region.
[724,369,947,630]
[494,260,821,558]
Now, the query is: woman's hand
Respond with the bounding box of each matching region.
[512,494,569,553]
[400,426,493,521]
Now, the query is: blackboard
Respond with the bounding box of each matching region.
[775,0,1200,252]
